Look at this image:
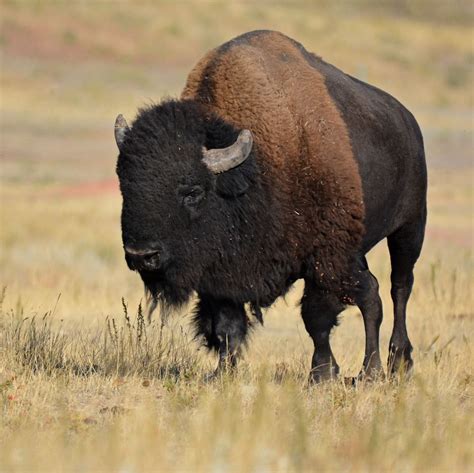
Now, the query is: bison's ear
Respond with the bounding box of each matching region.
[114,114,130,150]
[202,129,253,174]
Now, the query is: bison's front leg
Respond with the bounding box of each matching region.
[193,295,249,377]
[301,282,345,383]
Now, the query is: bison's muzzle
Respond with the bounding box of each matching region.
[124,244,164,271]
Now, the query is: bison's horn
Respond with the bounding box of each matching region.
[114,114,130,149]
[202,129,253,174]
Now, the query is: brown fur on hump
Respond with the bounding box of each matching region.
[182,31,365,294]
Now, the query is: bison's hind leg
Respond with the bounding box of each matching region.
[387,213,426,377]
[301,282,345,383]
[193,295,249,378]
[353,256,384,381]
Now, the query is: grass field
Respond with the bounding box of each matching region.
[1,2,473,471]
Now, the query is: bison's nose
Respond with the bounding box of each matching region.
[124,246,162,271]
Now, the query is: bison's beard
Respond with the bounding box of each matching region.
[140,269,194,323]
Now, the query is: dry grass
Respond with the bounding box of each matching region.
[1,2,473,471]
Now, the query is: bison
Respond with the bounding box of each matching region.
[114,30,427,382]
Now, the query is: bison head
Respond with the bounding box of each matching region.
[115,100,257,311]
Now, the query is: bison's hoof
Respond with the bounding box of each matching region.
[388,345,414,379]
[202,362,238,383]
[356,367,386,384]
[202,370,220,383]
[388,357,414,380]
[308,365,339,384]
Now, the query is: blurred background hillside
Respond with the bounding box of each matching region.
[0,0,473,317]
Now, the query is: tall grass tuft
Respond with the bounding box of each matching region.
[0,294,201,380]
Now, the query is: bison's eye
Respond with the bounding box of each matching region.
[178,185,205,209]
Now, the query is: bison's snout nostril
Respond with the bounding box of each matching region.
[124,246,162,270]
